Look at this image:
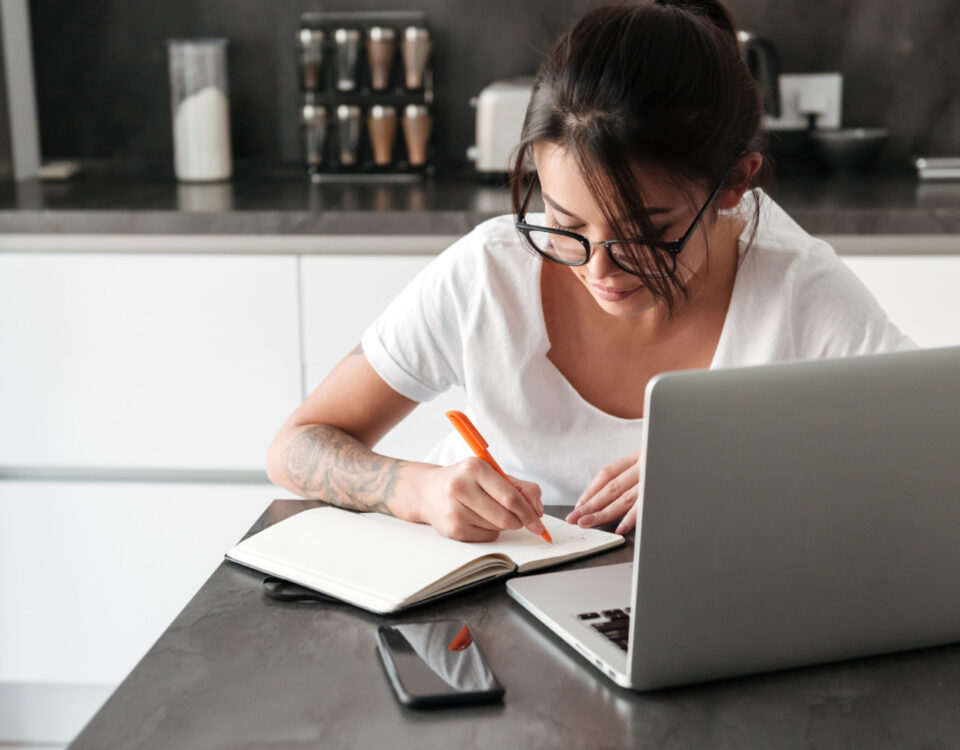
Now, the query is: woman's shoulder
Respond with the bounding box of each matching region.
[729,189,913,357]
[435,214,528,262]
[469,213,525,246]
[734,188,846,282]
[429,214,538,289]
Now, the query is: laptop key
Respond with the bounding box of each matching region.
[593,618,628,632]
[593,626,630,640]
[577,612,600,621]
[602,609,627,619]
[596,618,629,631]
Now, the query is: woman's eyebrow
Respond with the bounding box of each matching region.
[542,191,672,218]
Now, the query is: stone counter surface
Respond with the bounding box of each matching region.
[3,172,960,238]
[68,500,960,750]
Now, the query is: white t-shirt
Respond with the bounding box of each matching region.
[361,189,915,503]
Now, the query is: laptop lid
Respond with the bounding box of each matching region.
[628,346,960,689]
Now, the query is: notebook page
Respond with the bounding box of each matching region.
[476,514,624,570]
[363,512,624,571]
[227,507,499,609]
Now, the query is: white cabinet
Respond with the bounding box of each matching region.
[0,254,302,471]
[840,255,960,348]
[0,250,302,744]
[301,255,466,462]
[0,479,275,744]
[2,237,957,745]
[300,254,433,365]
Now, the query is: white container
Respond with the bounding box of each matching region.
[167,39,232,182]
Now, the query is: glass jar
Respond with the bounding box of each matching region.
[167,39,232,182]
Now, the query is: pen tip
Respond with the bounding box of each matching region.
[541,529,553,544]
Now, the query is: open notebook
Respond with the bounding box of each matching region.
[226,507,624,614]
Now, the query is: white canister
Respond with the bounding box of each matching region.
[167,39,233,182]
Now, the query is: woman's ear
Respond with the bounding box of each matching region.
[716,152,764,211]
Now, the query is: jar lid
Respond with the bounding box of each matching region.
[297,28,324,45]
[166,38,229,47]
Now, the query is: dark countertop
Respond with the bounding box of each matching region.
[4,168,960,237]
[69,500,960,750]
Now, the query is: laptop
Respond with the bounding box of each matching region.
[507,346,960,690]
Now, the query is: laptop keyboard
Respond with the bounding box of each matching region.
[577,607,631,651]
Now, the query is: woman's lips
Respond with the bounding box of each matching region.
[589,283,641,302]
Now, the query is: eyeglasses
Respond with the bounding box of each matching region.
[514,177,725,279]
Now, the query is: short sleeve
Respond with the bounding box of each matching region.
[360,234,479,403]
[790,243,917,358]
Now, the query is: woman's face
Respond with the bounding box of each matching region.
[532,141,718,319]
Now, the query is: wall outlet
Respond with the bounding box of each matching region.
[764,73,843,131]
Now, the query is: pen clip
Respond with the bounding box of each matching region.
[445,410,488,453]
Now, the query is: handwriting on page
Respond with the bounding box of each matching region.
[486,518,606,550]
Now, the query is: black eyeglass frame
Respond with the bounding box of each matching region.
[514,176,727,279]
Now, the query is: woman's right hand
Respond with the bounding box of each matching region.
[419,458,545,542]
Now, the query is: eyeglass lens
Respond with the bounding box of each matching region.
[522,182,681,277]
[524,230,673,277]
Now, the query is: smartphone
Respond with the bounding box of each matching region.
[376,619,505,708]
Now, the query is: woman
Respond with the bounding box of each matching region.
[266,0,912,541]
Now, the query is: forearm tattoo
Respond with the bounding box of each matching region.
[281,424,399,515]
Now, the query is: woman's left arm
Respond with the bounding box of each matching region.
[566,448,643,535]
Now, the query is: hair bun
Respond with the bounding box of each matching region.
[654,0,738,38]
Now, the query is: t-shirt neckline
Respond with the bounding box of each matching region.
[528,203,754,423]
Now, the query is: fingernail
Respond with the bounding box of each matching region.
[565,510,579,523]
[531,521,546,535]
[578,514,595,527]
[614,524,625,535]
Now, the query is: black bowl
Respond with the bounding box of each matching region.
[810,127,888,175]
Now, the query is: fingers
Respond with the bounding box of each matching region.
[567,450,642,530]
[475,469,546,536]
[445,458,546,536]
[508,476,544,516]
[440,503,503,542]
[573,448,642,510]
[573,484,639,530]
[615,501,639,536]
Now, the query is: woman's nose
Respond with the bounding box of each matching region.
[585,241,618,277]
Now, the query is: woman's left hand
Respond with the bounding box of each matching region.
[566,448,642,535]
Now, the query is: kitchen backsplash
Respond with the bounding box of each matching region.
[28,0,960,175]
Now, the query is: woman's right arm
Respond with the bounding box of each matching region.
[265,345,546,542]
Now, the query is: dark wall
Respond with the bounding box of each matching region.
[29,0,595,175]
[0,8,14,180]
[29,0,960,175]
[726,0,960,174]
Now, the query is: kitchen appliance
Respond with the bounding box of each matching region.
[915,157,960,181]
[738,31,780,117]
[467,77,534,175]
[810,127,888,175]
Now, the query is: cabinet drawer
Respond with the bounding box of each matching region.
[0,254,302,470]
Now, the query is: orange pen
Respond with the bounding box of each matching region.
[445,410,552,543]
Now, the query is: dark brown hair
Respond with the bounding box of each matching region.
[510,0,772,313]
